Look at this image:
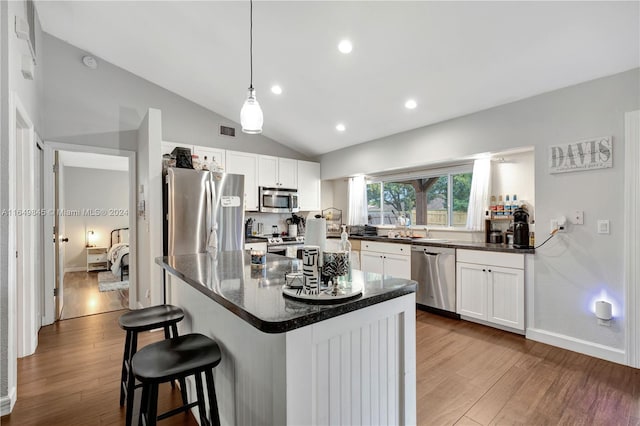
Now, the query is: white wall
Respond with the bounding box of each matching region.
[42,34,310,160]
[62,166,129,269]
[320,69,640,360]
[491,150,535,218]
[1,0,44,409]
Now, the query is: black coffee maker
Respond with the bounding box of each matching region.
[512,207,530,248]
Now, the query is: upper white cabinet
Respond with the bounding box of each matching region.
[456,249,525,332]
[226,150,259,211]
[258,155,297,188]
[193,146,226,170]
[297,160,321,211]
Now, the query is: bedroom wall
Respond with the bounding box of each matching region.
[62,166,129,270]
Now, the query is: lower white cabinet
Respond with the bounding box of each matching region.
[456,249,525,332]
[244,242,267,252]
[360,241,411,280]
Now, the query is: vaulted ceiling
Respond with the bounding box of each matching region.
[37,1,640,156]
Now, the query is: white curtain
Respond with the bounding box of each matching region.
[348,176,368,225]
[466,158,491,231]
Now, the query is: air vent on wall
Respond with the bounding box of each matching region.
[220,125,236,137]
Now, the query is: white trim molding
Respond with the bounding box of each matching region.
[624,110,640,368]
[527,328,626,366]
[0,386,16,416]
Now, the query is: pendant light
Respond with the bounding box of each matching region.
[240,0,263,134]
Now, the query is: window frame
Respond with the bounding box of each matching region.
[366,164,473,228]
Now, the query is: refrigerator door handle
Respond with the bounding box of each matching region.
[206,173,218,252]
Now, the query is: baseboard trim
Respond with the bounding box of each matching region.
[526,328,626,366]
[64,266,86,273]
[1,386,17,416]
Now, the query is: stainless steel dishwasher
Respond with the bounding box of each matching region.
[411,245,457,315]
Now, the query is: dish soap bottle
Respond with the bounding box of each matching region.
[338,225,352,287]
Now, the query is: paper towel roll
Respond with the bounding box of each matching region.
[305,217,326,265]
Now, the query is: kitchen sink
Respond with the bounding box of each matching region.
[412,238,449,243]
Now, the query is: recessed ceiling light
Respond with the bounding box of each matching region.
[336,123,346,132]
[338,39,353,54]
[271,85,282,95]
[405,99,417,109]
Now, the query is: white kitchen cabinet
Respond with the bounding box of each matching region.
[226,150,259,211]
[297,160,321,211]
[258,155,297,188]
[360,241,411,280]
[456,249,525,332]
[193,146,226,170]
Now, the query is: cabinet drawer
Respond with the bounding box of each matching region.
[88,253,107,263]
[360,241,410,256]
[456,249,523,269]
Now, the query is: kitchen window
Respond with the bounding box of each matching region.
[366,167,472,227]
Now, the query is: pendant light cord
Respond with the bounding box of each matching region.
[249,0,254,90]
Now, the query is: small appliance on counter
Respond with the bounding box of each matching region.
[513,207,530,248]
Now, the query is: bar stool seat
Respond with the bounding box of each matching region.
[119,305,185,426]
[133,333,222,426]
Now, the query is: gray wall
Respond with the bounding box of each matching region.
[42,34,310,160]
[62,167,129,269]
[321,69,640,354]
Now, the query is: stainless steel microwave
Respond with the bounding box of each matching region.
[259,187,299,213]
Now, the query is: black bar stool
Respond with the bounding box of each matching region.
[119,304,186,426]
[132,333,222,426]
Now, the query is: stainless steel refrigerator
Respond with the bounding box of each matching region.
[163,168,245,255]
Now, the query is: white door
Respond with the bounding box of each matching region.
[360,251,384,275]
[383,253,411,279]
[227,151,259,211]
[277,158,297,189]
[54,152,66,319]
[456,262,487,320]
[258,155,278,187]
[487,266,524,330]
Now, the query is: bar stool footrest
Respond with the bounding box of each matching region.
[157,401,199,421]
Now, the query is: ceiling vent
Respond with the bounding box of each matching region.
[220,125,236,137]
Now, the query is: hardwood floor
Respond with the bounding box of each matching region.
[2,309,638,425]
[415,310,640,425]
[61,271,129,320]
[1,310,197,426]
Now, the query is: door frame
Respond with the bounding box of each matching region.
[624,110,640,368]
[42,142,137,325]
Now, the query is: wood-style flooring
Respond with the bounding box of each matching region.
[415,310,640,425]
[2,309,638,425]
[61,271,129,320]
[1,310,198,426]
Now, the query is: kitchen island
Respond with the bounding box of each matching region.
[156,252,417,426]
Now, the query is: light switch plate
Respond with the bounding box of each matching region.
[570,210,584,225]
[597,220,610,234]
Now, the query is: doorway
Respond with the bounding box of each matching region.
[55,151,131,319]
[43,143,136,325]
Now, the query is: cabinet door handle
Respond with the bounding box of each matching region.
[482,269,486,272]
[488,269,492,273]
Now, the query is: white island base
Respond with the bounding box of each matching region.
[168,279,416,425]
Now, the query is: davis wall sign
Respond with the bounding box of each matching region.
[549,136,612,174]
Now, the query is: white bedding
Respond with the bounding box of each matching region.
[108,242,129,277]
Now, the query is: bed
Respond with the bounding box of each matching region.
[108,228,130,281]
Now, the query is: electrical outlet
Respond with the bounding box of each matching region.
[570,210,584,225]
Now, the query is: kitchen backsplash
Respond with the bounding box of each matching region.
[245,211,315,236]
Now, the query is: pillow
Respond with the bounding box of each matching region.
[119,229,129,244]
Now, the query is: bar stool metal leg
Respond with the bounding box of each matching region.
[120,330,132,406]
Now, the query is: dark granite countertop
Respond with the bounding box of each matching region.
[342,235,535,254]
[156,252,416,334]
